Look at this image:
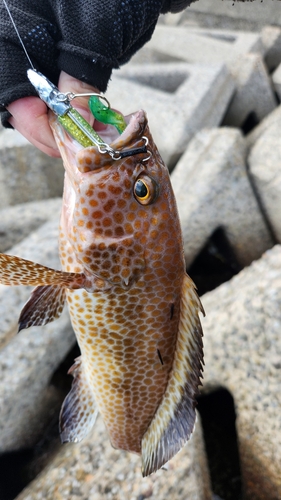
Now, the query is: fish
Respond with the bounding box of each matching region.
[0,108,204,476]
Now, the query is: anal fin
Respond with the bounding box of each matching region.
[141,273,204,476]
[60,357,98,443]
[18,285,66,332]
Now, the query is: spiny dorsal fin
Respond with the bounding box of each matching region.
[60,357,98,443]
[0,253,85,288]
[141,273,204,476]
[18,285,66,332]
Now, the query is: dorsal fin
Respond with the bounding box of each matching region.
[141,274,204,476]
[60,357,98,443]
[18,285,66,332]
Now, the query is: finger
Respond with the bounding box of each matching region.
[7,97,60,157]
[58,71,100,126]
[8,115,61,157]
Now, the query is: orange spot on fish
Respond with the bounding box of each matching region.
[98,191,107,200]
[92,210,103,219]
[150,230,158,239]
[121,269,130,279]
[113,212,124,224]
[134,220,141,230]
[117,199,126,209]
[114,226,124,237]
[109,185,123,195]
[103,200,115,212]
[89,199,98,207]
[103,217,112,227]
[124,223,133,234]
[139,210,147,219]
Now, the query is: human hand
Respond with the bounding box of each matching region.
[7,71,100,157]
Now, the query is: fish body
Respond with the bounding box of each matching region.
[0,110,203,475]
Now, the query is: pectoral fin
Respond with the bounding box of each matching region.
[141,274,204,476]
[0,253,85,288]
[60,357,98,443]
[18,285,66,332]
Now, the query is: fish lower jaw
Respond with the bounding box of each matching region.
[98,109,146,149]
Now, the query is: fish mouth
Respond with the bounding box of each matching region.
[50,108,148,169]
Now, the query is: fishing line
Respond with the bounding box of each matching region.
[2,0,35,70]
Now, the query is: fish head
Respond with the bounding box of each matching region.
[50,109,182,289]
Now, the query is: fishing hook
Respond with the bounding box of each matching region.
[65,92,111,110]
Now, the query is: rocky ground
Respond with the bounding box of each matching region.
[1,1,281,499]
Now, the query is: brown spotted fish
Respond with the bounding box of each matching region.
[0,109,204,476]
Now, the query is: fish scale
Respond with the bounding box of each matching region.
[0,108,204,476]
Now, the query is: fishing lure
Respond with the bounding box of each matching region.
[26,69,148,160]
[88,95,127,134]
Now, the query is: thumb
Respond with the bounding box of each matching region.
[58,71,100,126]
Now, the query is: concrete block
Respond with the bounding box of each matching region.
[180,0,281,31]
[158,11,183,26]
[0,310,75,452]
[15,414,212,500]
[272,63,281,101]
[171,127,274,268]
[0,217,60,349]
[0,129,64,207]
[261,25,281,72]
[222,53,277,127]
[0,198,62,252]
[142,25,263,67]
[0,128,27,148]
[136,25,275,127]
[202,245,281,499]
[246,104,281,151]
[108,62,234,166]
[248,124,281,243]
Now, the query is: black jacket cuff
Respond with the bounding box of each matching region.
[58,51,113,93]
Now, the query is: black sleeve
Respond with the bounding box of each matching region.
[162,0,197,13]
[0,0,194,127]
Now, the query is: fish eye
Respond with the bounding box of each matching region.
[133,175,158,205]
